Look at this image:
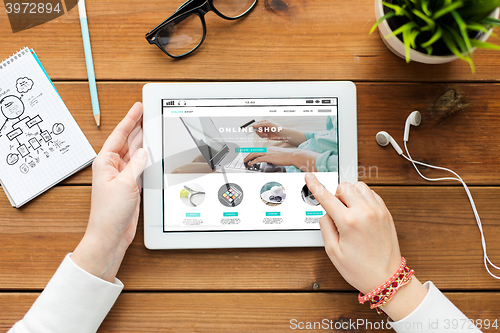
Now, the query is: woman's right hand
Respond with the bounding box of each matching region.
[305,174,402,294]
[305,174,427,321]
[252,120,307,146]
[252,120,286,140]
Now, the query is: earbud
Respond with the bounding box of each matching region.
[404,111,421,142]
[375,110,499,280]
[377,111,421,155]
[376,131,403,155]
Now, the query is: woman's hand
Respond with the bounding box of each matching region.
[305,174,427,321]
[244,146,296,166]
[252,120,306,146]
[72,102,148,283]
[305,175,402,294]
[244,147,319,172]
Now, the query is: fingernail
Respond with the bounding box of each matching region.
[136,148,148,160]
[305,173,315,180]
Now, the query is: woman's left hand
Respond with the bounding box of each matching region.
[72,102,148,283]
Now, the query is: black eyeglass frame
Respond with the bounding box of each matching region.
[145,0,258,58]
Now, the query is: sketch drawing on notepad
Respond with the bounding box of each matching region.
[0,76,69,175]
[0,47,96,207]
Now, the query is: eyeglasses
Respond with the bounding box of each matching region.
[145,0,258,58]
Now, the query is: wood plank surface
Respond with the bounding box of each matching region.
[2,0,500,82]
[1,186,499,291]
[2,0,500,331]
[55,82,500,185]
[2,292,500,332]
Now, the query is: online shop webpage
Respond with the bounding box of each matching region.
[162,98,339,232]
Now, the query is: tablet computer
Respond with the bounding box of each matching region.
[143,81,357,249]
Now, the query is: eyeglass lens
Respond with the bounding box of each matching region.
[213,0,256,18]
[158,14,204,57]
[157,0,256,57]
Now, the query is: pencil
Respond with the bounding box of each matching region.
[78,0,100,128]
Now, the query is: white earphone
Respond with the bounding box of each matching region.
[377,111,500,280]
[376,131,403,155]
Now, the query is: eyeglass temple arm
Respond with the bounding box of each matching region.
[145,0,198,40]
[176,0,196,13]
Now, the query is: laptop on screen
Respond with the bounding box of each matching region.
[180,116,286,173]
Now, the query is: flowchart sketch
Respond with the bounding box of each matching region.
[28,138,41,150]
[0,95,24,119]
[0,47,97,207]
[26,115,42,128]
[6,153,18,165]
[7,128,22,141]
[17,144,29,157]
[52,123,64,135]
[19,163,29,174]
[40,130,51,142]
[16,77,33,93]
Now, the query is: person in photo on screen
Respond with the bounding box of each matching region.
[244,116,338,172]
[8,103,479,333]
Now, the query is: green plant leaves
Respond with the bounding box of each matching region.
[421,26,443,47]
[443,26,476,72]
[385,21,418,39]
[421,0,432,16]
[451,10,473,52]
[459,0,500,21]
[481,16,500,26]
[467,22,491,33]
[413,9,436,29]
[372,0,500,72]
[370,11,396,34]
[432,1,464,20]
[382,1,411,16]
[471,38,500,50]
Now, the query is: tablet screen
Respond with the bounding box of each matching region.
[162,98,339,232]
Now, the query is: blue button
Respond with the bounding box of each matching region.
[306,211,323,216]
[266,212,281,217]
[235,147,267,153]
[223,212,238,217]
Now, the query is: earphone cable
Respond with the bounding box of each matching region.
[402,141,500,280]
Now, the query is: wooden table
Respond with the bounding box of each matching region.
[2,0,500,331]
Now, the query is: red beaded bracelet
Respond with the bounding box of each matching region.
[358,257,415,315]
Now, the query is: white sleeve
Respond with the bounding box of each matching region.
[8,253,123,333]
[388,281,481,332]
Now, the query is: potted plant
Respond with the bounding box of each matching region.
[371,0,500,71]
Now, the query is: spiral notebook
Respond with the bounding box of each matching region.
[0,47,96,208]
